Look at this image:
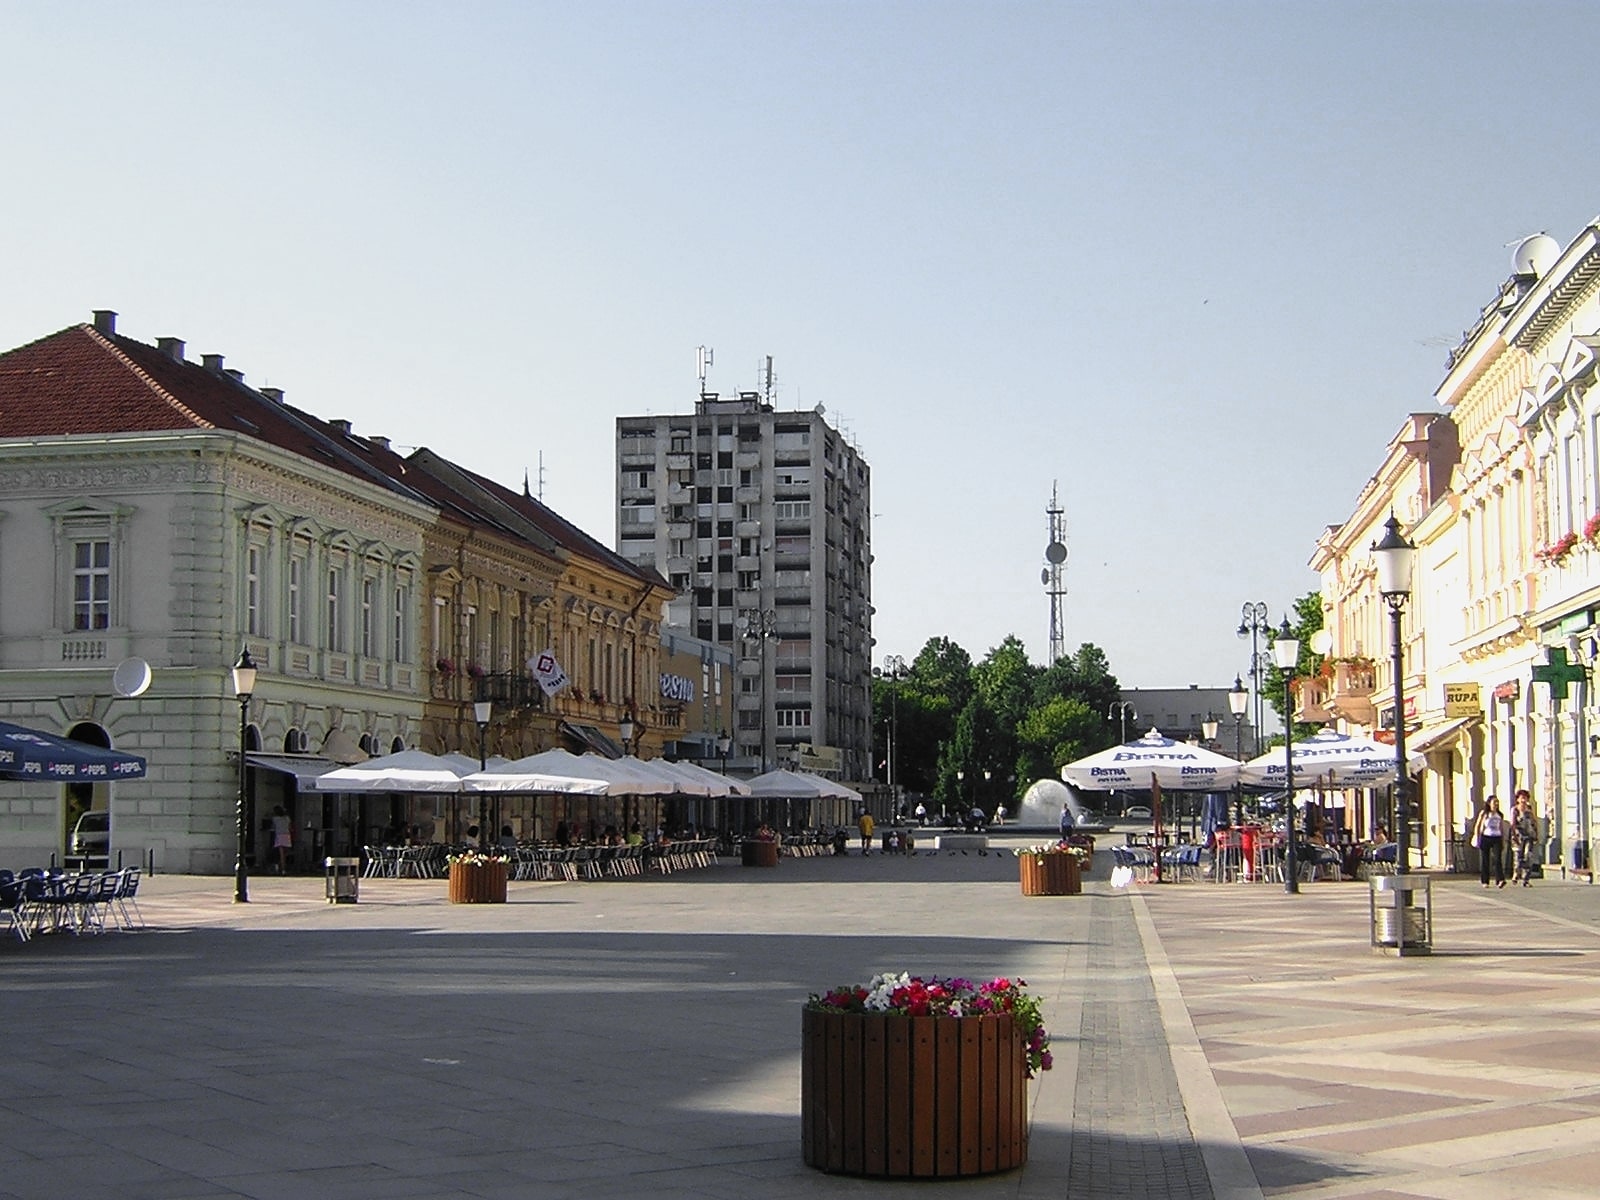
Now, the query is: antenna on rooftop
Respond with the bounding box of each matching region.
[763,355,776,404]
[537,451,546,503]
[697,345,714,395]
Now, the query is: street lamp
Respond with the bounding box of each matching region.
[878,654,907,788]
[738,608,778,772]
[716,729,731,775]
[474,698,492,850]
[1228,675,1248,827]
[1108,700,1136,743]
[619,713,636,756]
[1271,618,1301,895]
[1239,602,1271,755]
[1372,512,1416,877]
[1199,716,1219,842]
[230,645,258,904]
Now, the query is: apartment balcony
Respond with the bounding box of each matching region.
[666,485,692,504]
[1292,675,1333,724]
[665,452,693,471]
[735,520,762,538]
[619,451,654,469]
[1326,659,1377,724]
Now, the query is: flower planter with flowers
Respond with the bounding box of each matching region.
[802,973,1049,1178]
[447,851,509,903]
[1015,842,1086,895]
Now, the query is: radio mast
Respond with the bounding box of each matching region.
[1043,483,1069,665]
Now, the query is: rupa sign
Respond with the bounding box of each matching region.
[1443,682,1481,719]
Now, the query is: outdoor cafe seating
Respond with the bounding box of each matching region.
[0,866,145,942]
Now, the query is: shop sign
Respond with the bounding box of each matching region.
[660,672,696,703]
[1444,682,1481,719]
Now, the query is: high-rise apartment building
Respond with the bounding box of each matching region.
[616,389,872,780]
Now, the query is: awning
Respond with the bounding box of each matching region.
[245,754,337,787]
[1410,717,1475,755]
[559,721,624,759]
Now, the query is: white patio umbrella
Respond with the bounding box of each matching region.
[311,749,476,792]
[1059,731,1242,791]
[459,749,614,795]
[653,758,750,796]
[746,768,861,801]
[1239,729,1423,789]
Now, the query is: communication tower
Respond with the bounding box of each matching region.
[1043,483,1069,664]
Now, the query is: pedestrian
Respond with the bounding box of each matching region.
[1473,795,1507,888]
[1059,803,1074,839]
[1510,790,1540,887]
[914,801,927,826]
[270,805,292,875]
[857,809,875,854]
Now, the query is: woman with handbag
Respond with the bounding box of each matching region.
[1473,796,1506,888]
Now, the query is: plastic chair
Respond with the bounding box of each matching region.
[0,875,28,943]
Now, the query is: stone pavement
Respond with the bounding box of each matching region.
[3,843,1600,1198]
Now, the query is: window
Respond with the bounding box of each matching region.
[774,501,811,521]
[326,566,344,652]
[360,577,377,657]
[288,557,304,643]
[245,545,262,637]
[776,706,812,728]
[392,577,410,661]
[72,540,111,630]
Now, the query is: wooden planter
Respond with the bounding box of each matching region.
[1019,853,1081,896]
[448,860,509,903]
[801,1009,1027,1178]
[741,839,780,867]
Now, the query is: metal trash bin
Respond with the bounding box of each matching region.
[1369,874,1431,956]
[325,856,360,904]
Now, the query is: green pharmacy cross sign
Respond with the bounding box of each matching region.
[1531,647,1589,701]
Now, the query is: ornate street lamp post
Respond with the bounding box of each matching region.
[474,698,492,850]
[1272,619,1301,895]
[1199,716,1219,841]
[230,645,258,904]
[716,730,731,775]
[1228,675,1249,827]
[1372,512,1416,876]
[1108,700,1136,743]
[1240,602,1271,755]
[738,608,778,772]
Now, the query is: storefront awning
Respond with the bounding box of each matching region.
[245,754,338,787]
[1410,717,1474,755]
[558,721,624,760]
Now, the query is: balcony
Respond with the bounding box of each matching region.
[1292,675,1332,724]
[1326,659,1376,724]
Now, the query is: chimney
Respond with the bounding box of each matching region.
[156,337,185,362]
[259,386,284,403]
[329,418,352,435]
[92,310,117,334]
[223,368,245,383]
[370,435,391,451]
[202,354,225,373]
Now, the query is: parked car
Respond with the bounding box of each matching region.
[1121,805,1152,821]
[69,810,110,868]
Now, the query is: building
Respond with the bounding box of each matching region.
[615,387,873,780]
[1116,686,1253,755]
[0,311,672,871]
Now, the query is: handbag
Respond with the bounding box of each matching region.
[1470,833,1481,849]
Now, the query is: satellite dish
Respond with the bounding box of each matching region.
[1513,233,1560,278]
[814,403,826,416]
[1045,541,1068,564]
[1040,568,1050,585]
[112,657,152,698]
[1309,629,1333,656]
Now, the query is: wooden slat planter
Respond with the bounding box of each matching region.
[801,1009,1027,1177]
[741,839,780,867]
[1019,853,1081,896]
[447,860,508,903]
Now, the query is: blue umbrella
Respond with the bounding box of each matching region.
[1200,792,1230,842]
[0,722,146,780]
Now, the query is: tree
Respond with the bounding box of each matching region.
[1016,697,1101,786]
[1263,592,1325,743]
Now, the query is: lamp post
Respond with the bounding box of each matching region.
[1372,512,1415,876]
[474,698,491,850]
[1108,700,1136,743]
[1200,716,1219,842]
[738,608,778,772]
[1272,618,1301,895]
[619,713,636,756]
[1228,675,1248,827]
[1239,602,1271,755]
[878,654,907,788]
[230,645,257,904]
[716,730,731,775]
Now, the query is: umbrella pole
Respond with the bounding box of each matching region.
[1151,773,1163,882]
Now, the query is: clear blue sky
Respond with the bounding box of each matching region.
[4,2,1596,692]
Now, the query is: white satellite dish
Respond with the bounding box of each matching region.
[112,657,152,698]
[1512,233,1560,278]
[1309,629,1333,656]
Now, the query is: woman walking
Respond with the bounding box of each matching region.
[1474,796,1507,888]
[1510,791,1540,887]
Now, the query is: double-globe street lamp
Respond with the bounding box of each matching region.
[1372,512,1416,876]
[1272,619,1301,895]
[1239,601,1272,756]
[230,645,258,904]
[1108,700,1136,743]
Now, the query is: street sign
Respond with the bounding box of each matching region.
[1444,682,1481,718]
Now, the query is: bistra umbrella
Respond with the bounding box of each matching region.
[1239,729,1423,790]
[1059,731,1242,792]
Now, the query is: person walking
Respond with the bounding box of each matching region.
[1059,803,1075,839]
[1510,791,1540,887]
[1473,795,1507,888]
[857,809,875,855]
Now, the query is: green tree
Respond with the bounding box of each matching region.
[1263,592,1326,743]
[1016,697,1101,785]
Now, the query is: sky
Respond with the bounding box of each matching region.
[4,1,1600,694]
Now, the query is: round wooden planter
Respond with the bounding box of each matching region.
[448,860,508,903]
[801,1008,1027,1178]
[741,839,780,868]
[1019,853,1081,896]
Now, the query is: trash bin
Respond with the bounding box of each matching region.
[325,856,360,904]
[1369,874,1431,956]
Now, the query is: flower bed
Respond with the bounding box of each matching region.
[447,851,509,903]
[1015,842,1086,895]
[801,973,1048,1177]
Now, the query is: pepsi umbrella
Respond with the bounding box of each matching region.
[1239,729,1423,789]
[0,722,146,780]
[1059,731,1242,792]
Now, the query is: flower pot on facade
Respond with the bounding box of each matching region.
[801,1008,1027,1178]
[741,839,780,867]
[448,860,509,903]
[1018,852,1081,896]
